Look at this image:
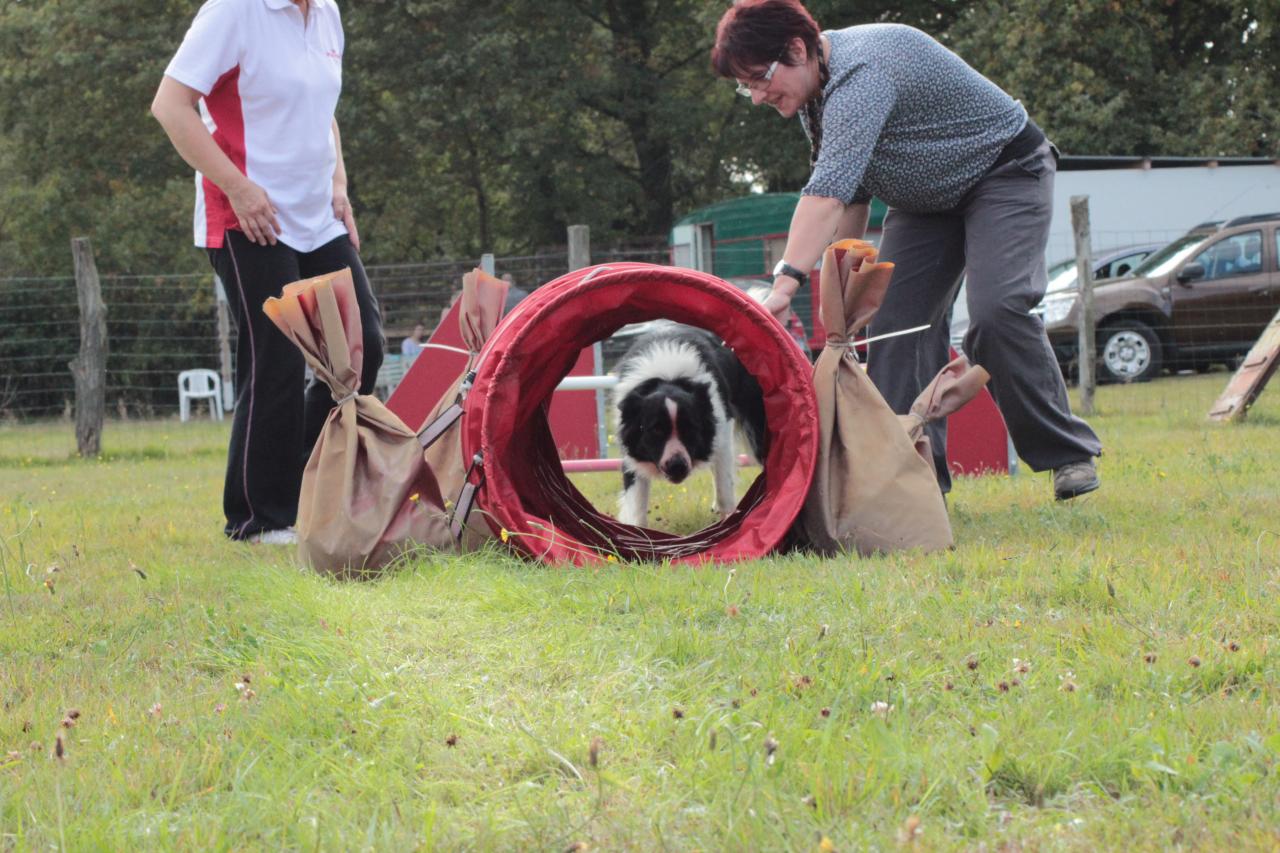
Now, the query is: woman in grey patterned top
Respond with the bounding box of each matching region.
[712,0,1102,502]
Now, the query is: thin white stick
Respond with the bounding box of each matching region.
[556,375,618,391]
[859,323,931,346]
[415,343,471,356]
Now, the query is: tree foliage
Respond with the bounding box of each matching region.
[0,0,197,275]
[948,0,1278,157]
[0,0,1273,276]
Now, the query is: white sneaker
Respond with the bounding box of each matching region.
[246,527,298,545]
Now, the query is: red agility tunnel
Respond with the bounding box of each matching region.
[460,262,819,565]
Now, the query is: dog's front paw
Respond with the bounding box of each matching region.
[617,507,646,527]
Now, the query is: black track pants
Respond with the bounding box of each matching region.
[207,231,383,539]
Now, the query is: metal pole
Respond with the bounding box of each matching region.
[592,343,608,457]
[214,275,235,411]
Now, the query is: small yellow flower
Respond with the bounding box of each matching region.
[408,492,420,503]
[605,554,618,563]
[500,528,510,542]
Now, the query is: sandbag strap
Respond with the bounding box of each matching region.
[418,403,463,449]
[416,369,476,449]
[450,452,485,541]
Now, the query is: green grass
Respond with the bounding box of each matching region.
[2,374,1279,850]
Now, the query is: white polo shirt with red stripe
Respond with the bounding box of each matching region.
[165,0,348,252]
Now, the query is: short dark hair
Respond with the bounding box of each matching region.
[711,0,821,80]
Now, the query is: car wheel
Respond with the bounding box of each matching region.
[1097,320,1162,383]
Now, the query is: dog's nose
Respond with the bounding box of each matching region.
[662,456,690,483]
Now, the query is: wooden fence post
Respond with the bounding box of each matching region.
[1070,196,1096,415]
[568,225,590,272]
[70,237,107,457]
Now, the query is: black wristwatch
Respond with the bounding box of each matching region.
[772,260,808,287]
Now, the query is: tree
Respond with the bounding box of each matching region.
[0,0,1272,277]
[343,0,769,255]
[948,0,1278,157]
[0,0,200,276]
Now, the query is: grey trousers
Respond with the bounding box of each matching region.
[866,141,1101,492]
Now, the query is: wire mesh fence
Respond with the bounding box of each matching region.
[0,238,672,422]
[0,272,220,420]
[3,222,1275,422]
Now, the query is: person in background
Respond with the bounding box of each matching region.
[152,0,384,545]
[401,322,426,357]
[711,0,1101,500]
[500,273,530,315]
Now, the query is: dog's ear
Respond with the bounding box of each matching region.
[617,388,652,454]
[686,380,713,409]
[679,382,719,460]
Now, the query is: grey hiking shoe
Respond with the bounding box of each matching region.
[1053,459,1100,501]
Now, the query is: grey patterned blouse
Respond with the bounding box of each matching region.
[800,24,1027,213]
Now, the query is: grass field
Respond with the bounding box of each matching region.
[2,374,1278,850]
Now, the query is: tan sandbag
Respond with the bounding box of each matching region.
[264,268,453,577]
[415,268,508,551]
[898,355,992,462]
[795,240,954,556]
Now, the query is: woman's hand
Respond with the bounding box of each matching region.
[227,179,280,246]
[332,181,360,252]
[151,76,284,246]
[764,274,800,323]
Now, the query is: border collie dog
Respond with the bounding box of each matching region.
[612,321,766,527]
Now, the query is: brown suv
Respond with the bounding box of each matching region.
[1040,213,1280,382]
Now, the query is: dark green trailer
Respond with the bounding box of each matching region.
[669,193,887,347]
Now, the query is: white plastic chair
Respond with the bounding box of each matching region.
[178,369,224,422]
[374,354,409,399]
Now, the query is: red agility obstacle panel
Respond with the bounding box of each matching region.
[457,263,819,566]
[944,348,1011,476]
[387,296,604,460]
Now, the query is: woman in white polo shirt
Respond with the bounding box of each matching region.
[152,0,383,545]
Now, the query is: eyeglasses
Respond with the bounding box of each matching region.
[735,60,780,98]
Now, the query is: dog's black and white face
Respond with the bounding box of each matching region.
[617,377,718,484]
[611,324,762,528]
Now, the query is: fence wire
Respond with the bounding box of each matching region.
[4,226,1272,421]
[0,272,220,419]
[0,241,670,421]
